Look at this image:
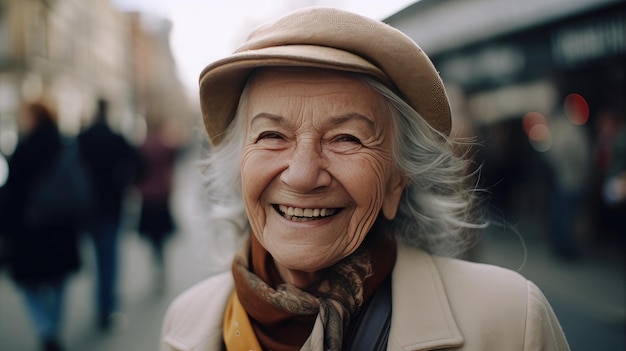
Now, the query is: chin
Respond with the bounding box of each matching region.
[273,250,340,273]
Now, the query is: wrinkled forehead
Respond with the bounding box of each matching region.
[247,67,383,103]
[243,67,388,116]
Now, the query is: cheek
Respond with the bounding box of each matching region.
[240,150,283,227]
[241,149,282,193]
[338,156,392,242]
[341,155,391,206]
[240,151,261,198]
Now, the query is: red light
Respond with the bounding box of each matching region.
[523,112,547,135]
[564,93,589,125]
[528,124,550,142]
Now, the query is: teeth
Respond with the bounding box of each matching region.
[278,205,337,220]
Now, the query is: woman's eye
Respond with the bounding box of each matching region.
[257,132,284,141]
[335,134,362,144]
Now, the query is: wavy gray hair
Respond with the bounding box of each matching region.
[200,70,483,257]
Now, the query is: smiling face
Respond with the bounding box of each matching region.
[240,68,405,282]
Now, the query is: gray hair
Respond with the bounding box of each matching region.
[363,77,484,256]
[200,72,483,257]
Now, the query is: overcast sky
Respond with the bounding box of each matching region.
[110,0,415,95]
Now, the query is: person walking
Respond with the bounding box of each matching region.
[135,120,180,292]
[1,101,82,351]
[77,98,140,330]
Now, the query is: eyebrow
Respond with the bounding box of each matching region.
[249,112,376,131]
[329,113,376,130]
[250,113,284,128]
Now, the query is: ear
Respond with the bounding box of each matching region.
[382,170,407,220]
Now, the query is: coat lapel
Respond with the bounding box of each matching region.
[387,245,464,351]
[161,271,233,351]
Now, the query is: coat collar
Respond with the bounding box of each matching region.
[388,245,464,351]
[162,245,465,351]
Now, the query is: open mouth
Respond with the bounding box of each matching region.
[274,204,340,222]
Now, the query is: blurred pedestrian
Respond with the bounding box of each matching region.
[135,119,180,292]
[0,156,9,270]
[77,98,140,330]
[601,115,626,245]
[544,113,591,259]
[1,101,82,351]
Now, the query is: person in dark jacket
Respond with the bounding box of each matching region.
[2,101,81,351]
[135,120,180,292]
[77,98,140,329]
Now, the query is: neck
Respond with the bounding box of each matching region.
[275,265,321,289]
[250,234,327,290]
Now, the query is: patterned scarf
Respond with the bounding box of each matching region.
[231,223,396,351]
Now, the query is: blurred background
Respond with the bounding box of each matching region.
[0,0,623,350]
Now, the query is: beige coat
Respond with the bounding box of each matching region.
[161,245,570,351]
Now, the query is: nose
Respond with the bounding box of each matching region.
[280,141,331,191]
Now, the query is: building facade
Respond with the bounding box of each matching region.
[386,0,625,245]
[0,0,192,157]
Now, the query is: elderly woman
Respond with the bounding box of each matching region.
[161,7,570,351]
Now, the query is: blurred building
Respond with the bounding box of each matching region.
[388,0,624,124]
[387,0,625,244]
[0,0,132,147]
[0,0,192,156]
[128,13,194,144]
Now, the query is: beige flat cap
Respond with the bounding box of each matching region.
[199,6,451,145]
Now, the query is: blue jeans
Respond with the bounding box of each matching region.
[22,282,65,341]
[89,218,119,324]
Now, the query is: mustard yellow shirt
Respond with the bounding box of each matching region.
[223,292,264,351]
